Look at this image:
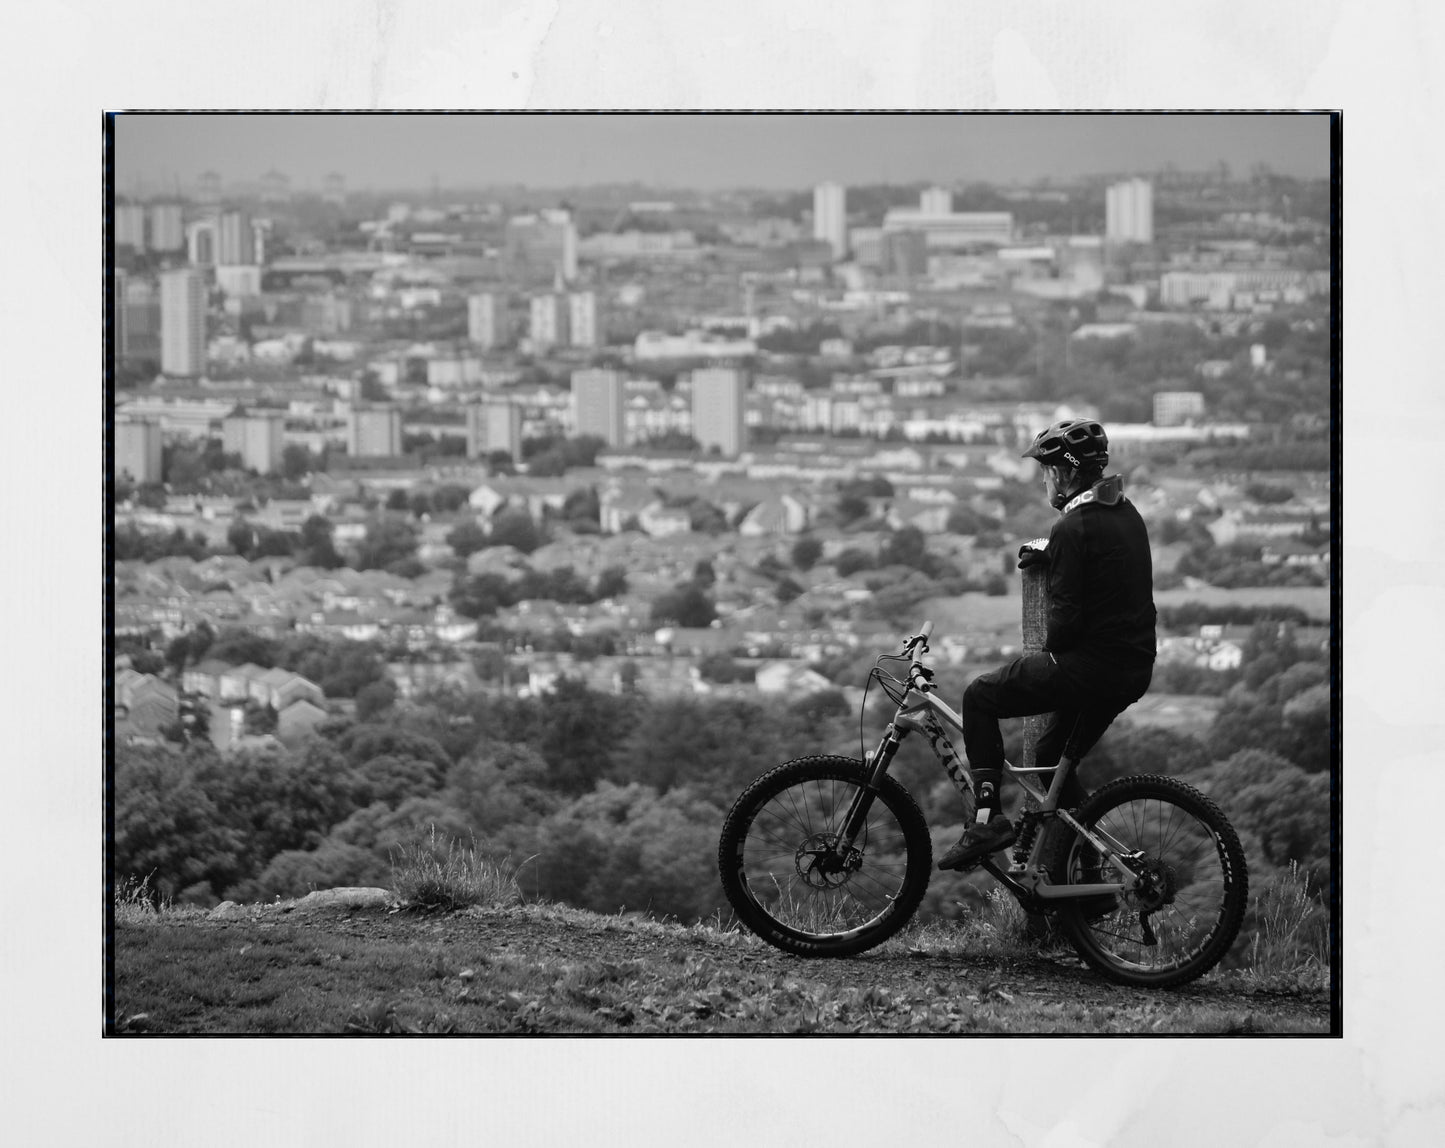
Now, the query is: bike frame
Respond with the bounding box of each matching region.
[837,622,1144,905]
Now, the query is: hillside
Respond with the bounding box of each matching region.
[112,894,1332,1035]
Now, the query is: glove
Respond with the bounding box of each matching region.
[1017,539,1048,570]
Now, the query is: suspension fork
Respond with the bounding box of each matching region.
[835,724,906,850]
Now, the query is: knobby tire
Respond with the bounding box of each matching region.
[1048,773,1249,989]
[717,756,932,958]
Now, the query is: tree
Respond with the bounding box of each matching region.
[532,677,634,795]
[134,484,168,510]
[532,782,727,921]
[652,582,717,628]
[521,434,605,477]
[880,526,927,570]
[207,626,280,669]
[163,633,193,674]
[447,744,560,834]
[128,649,167,676]
[594,566,629,599]
[162,689,213,746]
[115,746,240,901]
[338,725,453,772]
[450,572,514,619]
[359,371,390,402]
[1245,481,1295,505]
[1231,763,1329,875]
[790,536,823,571]
[355,517,418,571]
[488,508,542,554]
[790,687,850,728]
[227,519,258,556]
[242,841,389,900]
[698,653,752,684]
[299,515,343,569]
[189,622,216,662]
[446,519,489,559]
[1104,724,1211,779]
[618,660,641,694]
[281,444,314,481]
[836,494,869,525]
[1282,683,1331,773]
[1212,748,1297,791]
[833,547,873,577]
[463,647,508,686]
[616,696,810,804]
[430,484,472,514]
[355,679,399,722]
[253,529,298,559]
[862,575,935,625]
[243,701,278,735]
[688,500,728,534]
[561,486,601,528]
[946,504,991,535]
[179,740,365,896]
[355,754,446,807]
[321,797,476,873]
[275,634,388,698]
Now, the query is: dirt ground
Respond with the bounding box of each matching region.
[113,899,1334,1035]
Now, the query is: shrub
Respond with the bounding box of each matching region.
[389,824,524,910]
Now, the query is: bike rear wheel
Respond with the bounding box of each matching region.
[718,756,932,958]
[1049,774,1248,988]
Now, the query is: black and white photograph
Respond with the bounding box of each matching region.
[9,0,1439,1142]
[105,109,1337,1038]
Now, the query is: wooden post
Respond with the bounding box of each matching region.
[1020,562,1051,768]
[1020,560,1055,941]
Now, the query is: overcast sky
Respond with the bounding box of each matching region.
[114,112,1330,194]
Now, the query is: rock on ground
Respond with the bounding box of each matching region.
[206,887,395,920]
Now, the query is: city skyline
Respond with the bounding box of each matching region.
[114,112,1331,195]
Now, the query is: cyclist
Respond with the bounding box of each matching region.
[939,417,1157,871]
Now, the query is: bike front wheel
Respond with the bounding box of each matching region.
[718,755,932,958]
[1048,774,1249,989]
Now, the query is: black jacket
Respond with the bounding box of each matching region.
[1043,476,1157,683]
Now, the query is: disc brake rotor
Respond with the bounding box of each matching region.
[795,834,861,889]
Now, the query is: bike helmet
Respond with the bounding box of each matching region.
[1022,418,1109,471]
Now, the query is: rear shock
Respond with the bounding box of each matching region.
[1011,810,1043,868]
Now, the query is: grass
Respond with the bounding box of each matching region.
[387,825,527,911]
[111,844,1332,1033]
[1235,862,1330,993]
[883,888,1054,961]
[112,892,1330,1034]
[113,873,203,927]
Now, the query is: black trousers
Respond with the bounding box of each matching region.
[961,651,1152,804]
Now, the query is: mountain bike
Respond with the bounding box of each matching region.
[717,621,1249,988]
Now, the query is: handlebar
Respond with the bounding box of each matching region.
[904,620,934,656]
